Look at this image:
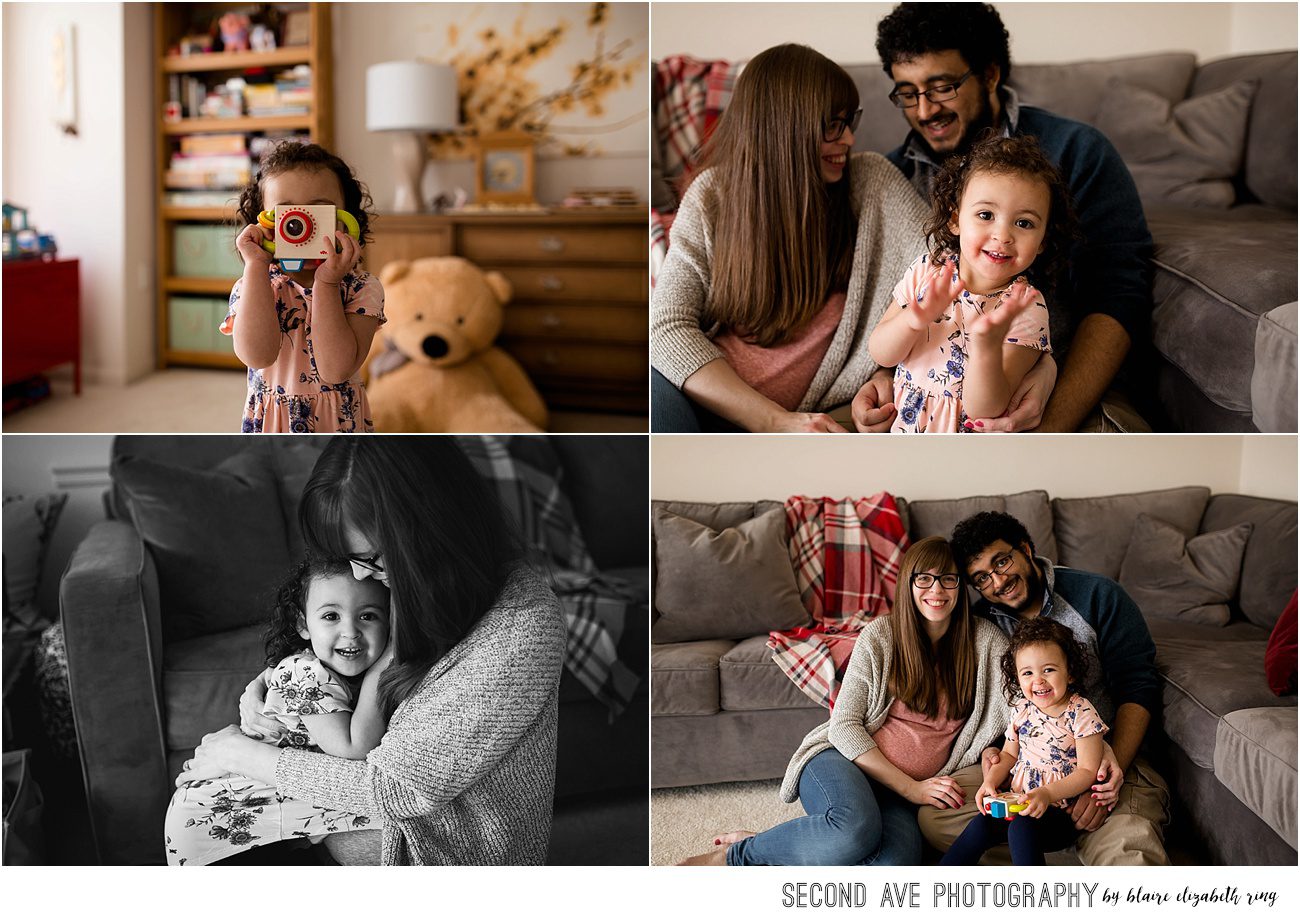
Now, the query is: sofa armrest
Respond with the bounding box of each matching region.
[60,520,169,865]
[1251,301,1297,432]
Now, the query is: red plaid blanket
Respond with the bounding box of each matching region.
[653,55,742,187]
[768,495,910,709]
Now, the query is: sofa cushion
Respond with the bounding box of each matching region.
[112,444,292,642]
[1147,206,1298,415]
[1118,513,1252,625]
[720,636,822,713]
[1156,632,1289,770]
[652,506,809,643]
[651,639,735,715]
[1214,707,1298,848]
[1007,52,1196,125]
[552,437,650,571]
[2,492,68,632]
[1191,50,1297,211]
[163,623,265,753]
[898,490,1056,561]
[1201,493,1298,629]
[1252,302,1298,433]
[1095,78,1256,208]
[1265,591,1298,697]
[1052,486,1209,579]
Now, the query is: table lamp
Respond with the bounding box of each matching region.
[365,61,460,212]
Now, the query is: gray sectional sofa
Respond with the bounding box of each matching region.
[653,50,1297,431]
[651,487,1297,865]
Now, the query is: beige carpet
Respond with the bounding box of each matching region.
[3,367,646,433]
[651,779,803,865]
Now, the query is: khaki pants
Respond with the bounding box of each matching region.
[919,755,1172,865]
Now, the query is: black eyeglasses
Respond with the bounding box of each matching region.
[912,573,961,589]
[888,71,974,109]
[823,108,863,142]
[969,549,1017,590]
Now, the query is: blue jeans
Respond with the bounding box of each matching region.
[727,749,923,866]
[650,369,744,432]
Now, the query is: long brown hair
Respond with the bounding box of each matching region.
[693,44,859,347]
[886,536,977,721]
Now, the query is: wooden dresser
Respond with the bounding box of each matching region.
[365,207,647,414]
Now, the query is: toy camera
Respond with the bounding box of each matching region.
[984,792,1028,821]
[257,205,360,272]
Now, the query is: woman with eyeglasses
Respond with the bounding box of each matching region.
[651,43,929,432]
[679,537,1011,865]
[173,438,566,865]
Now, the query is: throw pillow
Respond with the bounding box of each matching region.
[1264,589,1297,696]
[1118,512,1253,626]
[2,492,70,632]
[111,443,291,642]
[652,506,810,644]
[1095,78,1258,208]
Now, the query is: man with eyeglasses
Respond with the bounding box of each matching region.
[923,510,1170,865]
[866,2,1153,433]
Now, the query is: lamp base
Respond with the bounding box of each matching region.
[390,131,427,213]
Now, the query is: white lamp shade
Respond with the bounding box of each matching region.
[365,61,459,132]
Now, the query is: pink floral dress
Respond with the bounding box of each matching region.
[890,252,1051,433]
[1006,692,1108,809]
[222,265,385,433]
[163,652,376,866]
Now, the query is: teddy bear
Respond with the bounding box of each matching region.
[364,256,548,433]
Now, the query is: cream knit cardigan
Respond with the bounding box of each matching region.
[650,152,929,413]
[275,565,566,865]
[779,615,1012,803]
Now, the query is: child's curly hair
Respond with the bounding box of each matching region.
[923,133,1080,295]
[1000,616,1090,703]
[236,142,376,245]
[263,556,387,667]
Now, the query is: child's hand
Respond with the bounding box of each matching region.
[235,223,273,269]
[968,276,1039,342]
[903,257,964,331]
[974,781,1000,815]
[314,230,362,286]
[1018,786,1053,819]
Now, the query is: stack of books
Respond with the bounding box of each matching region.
[245,66,313,116]
[165,134,252,193]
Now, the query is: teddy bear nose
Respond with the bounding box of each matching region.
[422,335,450,359]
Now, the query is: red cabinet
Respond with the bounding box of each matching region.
[3,258,81,393]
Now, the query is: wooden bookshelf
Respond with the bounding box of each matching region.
[154,2,334,370]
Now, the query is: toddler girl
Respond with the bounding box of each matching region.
[226,142,385,432]
[165,557,392,865]
[868,135,1077,432]
[940,617,1107,866]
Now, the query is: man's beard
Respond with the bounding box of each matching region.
[996,560,1043,613]
[916,92,998,161]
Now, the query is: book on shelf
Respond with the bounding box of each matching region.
[180,134,247,156]
[164,190,240,208]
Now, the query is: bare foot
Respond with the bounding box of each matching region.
[677,848,727,866]
[713,829,756,847]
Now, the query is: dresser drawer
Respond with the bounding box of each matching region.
[504,339,648,383]
[503,304,646,343]
[459,224,645,264]
[496,266,646,303]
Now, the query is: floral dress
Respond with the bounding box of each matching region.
[889,252,1050,433]
[1007,692,1108,809]
[221,265,385,433]
[164,652,377,866]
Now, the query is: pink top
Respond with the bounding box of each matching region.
[1007,692,1108,807]
[871,695,965,781]
[712,292,845,412]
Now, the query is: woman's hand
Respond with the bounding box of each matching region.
[314,230,362,286]
[965,352,1057,432]
[1017,786,1053,819]
[906,775,965,809]
[235,223,273,269]
[851,369,897,432]
[175,725,245,787]
[766,411,847,433]
[239,668,282,740]
[1088,742,1125,809]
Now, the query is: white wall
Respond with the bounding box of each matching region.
[1,2,155,386]
[1,435,115,620]
[650,2,1297,62]
[650,435,1270,503]
[334,2,649,210]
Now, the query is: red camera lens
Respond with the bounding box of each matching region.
[278,209,313,244]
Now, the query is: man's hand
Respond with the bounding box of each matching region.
[851,368,898,432]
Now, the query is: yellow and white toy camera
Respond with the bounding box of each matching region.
[257,205,360,272]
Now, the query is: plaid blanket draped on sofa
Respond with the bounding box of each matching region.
[767,494,910,709]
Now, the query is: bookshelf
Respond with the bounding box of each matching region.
[154,2,334,369]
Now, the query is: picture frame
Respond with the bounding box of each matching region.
[474,130,537,205]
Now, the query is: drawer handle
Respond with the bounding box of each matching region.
[540,275,564,292]
[541,311,562,329]
[538,236,565,253]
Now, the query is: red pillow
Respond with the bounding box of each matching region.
[1264,589,1297,696]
